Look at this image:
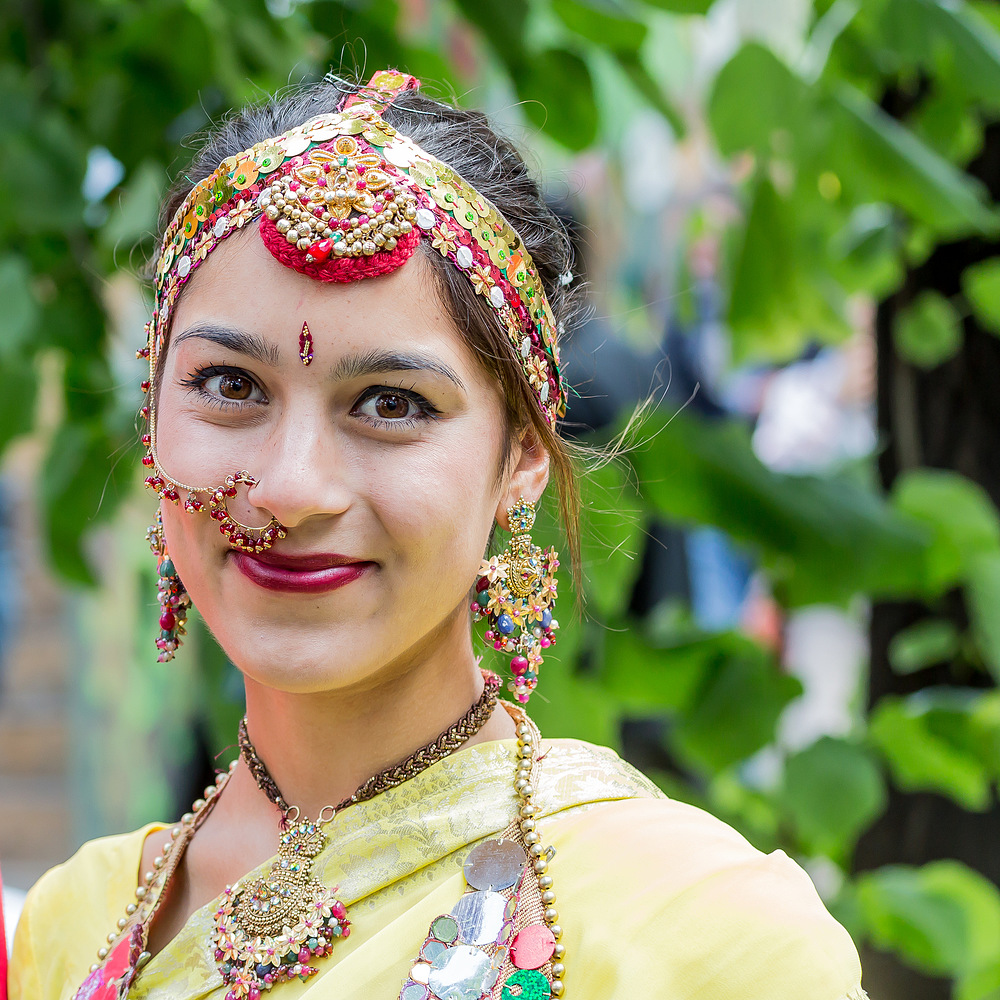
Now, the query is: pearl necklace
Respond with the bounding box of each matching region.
[398,713,566,1000]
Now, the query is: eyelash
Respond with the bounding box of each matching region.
[353,385,440,430]
[180,366,440,429]
[180,366,264,411]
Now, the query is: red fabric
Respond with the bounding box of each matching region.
[0,861,7,1000]
[259,218,421,282]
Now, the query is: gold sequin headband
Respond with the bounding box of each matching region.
[140,70,565,435]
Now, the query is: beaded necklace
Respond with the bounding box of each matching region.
[74,673,560,1000]
[243,705,566,1000]
[216,675,501,996]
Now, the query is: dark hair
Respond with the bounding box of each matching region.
[157,76,586,579]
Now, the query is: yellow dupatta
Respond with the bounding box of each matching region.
[10,738,866,1000]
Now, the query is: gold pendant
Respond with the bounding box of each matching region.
[212,820,349,997]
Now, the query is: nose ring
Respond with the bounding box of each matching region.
[209,471,287,553]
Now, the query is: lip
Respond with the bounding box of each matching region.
[231,550,373,593]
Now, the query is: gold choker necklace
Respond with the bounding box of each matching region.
[238,673,500,821]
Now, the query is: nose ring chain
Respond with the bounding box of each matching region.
[144,465,287,554]
[208,472,287,553]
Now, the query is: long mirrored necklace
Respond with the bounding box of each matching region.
[398,714,565,1000]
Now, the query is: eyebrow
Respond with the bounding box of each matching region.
[172,327,465,391]
[173,324,281,367]
[333,348,466,390]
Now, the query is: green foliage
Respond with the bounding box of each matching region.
[891,469,1000,595]
[869,692,997,811]
[551,0,648,51]
[5,0,1000,993]
[893,291,963,369]
[889,619,962,675]
[963,258,1000,336]
[781,737,886,861]
[627,411,928,606]
[856,862,1000,987]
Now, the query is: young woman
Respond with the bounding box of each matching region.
[8,71,867,1000]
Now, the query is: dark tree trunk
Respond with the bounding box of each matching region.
[856,121,1000,999]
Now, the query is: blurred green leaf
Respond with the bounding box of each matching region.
[831,82,998,236]
[725,175,848,357]
[856,861,1000,979]
[99,159,164,258]
[0,358,38,453]
[0,255,39,357]
[601,626,729,711]
[614,50,685,136]
[629,411,929,605]
[452,0,529,55]
[893,290,963,369]
[831,203,905,298]
[892,469,1000,594]
[671,642,801,772]
[635,0,714,14]
[966,552,1000,684]
[870,693,993,811]
[963,258,1000,337]
[551,0,647,51]
[782,737,887,860]
[878,0,1000,111]
[708,43,811,159]
[41,421,118,585]
[957,959,1000,1000]
[515,48,599,150]
[889,619,961,675]
[578,461,646,617]
[969,691,1000,784]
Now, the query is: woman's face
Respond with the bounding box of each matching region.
[155,233,532,694]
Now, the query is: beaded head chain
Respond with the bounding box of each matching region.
[139,71,566,551]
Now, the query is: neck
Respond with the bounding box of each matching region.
[237,614,517,821]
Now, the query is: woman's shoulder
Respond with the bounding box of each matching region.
[9,824,162,1000]
[535,737,667,809]
[22,823,157,913]
[535,749,867,1000]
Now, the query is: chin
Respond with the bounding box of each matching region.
[210,618,384,695]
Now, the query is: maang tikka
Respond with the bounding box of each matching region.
[472,498,559,703]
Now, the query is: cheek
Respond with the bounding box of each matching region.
[365,425,505,566]
[158,499,219,593]
[154,397,264,489]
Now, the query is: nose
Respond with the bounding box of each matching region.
[240,405,353,530]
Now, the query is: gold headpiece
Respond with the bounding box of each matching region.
[141,70,565,433]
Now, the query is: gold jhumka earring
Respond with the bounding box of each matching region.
[472,498,559,704]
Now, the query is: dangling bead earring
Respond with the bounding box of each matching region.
[472,498,559,703]
[146,510,191,663]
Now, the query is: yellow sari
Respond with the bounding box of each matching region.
[10,738,866,1000]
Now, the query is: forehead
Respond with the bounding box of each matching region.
[166,231,469,366]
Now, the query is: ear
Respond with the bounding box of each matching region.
[496,424,551,529]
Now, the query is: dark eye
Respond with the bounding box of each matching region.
[356,391,420,421]
[353,386,438,427]
[215,373,254,400]
[181,366,266,407]
[374,393,411,418]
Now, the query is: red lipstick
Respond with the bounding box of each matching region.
[231,550,372,593]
